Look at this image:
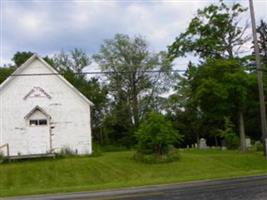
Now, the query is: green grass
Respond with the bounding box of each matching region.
[1,149,267,197]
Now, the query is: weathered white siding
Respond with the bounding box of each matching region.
[0,57,92,156]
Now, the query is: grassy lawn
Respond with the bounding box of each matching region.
[1,149,267,197]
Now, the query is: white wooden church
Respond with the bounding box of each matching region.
[0,54,93,158]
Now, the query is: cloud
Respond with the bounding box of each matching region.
[1,0,266,69]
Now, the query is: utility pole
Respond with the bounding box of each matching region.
[249,0,267,158]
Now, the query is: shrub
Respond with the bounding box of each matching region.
[254,141,264,152]
[224,132,240,149]
[90,143,103,157]
[218,117,239,149]
[134,112,182,162]
[133,147,180,164]
[56,147,76,158]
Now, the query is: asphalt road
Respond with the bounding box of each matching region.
[4,175,267,200]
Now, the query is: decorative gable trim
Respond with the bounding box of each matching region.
[23,87,52,100]
[24,105,51,120]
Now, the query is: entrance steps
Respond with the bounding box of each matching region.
[7,153,56,161]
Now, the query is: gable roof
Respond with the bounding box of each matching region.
[24,105,51,119]
[0,54,94,106]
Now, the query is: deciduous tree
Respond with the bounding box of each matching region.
[94,34,172,146]
[168,0,249,60]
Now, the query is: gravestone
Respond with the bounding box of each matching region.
[199,138,207,149]
[245,138,252,149]
[221,146,227,150]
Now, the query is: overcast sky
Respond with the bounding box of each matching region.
[1,0,267,69]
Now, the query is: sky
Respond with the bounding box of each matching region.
[1,0,267,70]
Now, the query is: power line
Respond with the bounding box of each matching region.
[0,67,265,77]
[7,69,185,77]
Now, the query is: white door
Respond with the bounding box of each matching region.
[26,121,50,155]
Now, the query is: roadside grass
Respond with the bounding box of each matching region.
[0,149,267,197]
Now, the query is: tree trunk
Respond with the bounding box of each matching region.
[99,127,103,145]
[239,111,246,152]
[132,94,139,126]
[196,132,200,148]
[215,136,218,147]
[132,73,139,128]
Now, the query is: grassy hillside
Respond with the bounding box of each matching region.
[1,149,267,197]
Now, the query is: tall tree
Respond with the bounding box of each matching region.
[1,51,53,84]
[257,20,267,63]
[168,0,252,150]
[256,20,267,96]
[53,48,91,78]
[12,51,54,67]
[166,63,203,146]
[192,59,252,151]
[94,34,172,146]
[12,51,34,67]
[0,67,15,84]
[168,0,249,60]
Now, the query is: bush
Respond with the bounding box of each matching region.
[254,141,264,152]
[90,143,103,157]
[224,132,240,149]
[218,117,239,149]
[134,112,182,162]
[56,147,76,158]
[133,147,180,164]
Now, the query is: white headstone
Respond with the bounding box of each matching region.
[221,146,227,150]
[245,138,252,148]
[199,138,207,149]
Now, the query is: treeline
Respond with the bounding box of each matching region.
[1,1,267,150]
